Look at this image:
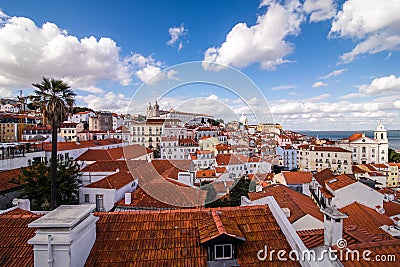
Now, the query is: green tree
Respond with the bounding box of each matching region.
[17,158,81,210]
[389,148,400,163]
[229,177,251,206]
[30,77,76,208]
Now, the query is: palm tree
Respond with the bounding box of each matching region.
[30,77,76,209]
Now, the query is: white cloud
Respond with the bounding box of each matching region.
[269,96,400,130]
[75,86,105,94]
[167,24,187,51]
[330,0,400,63]
[312,81,329,88]
[303,0,337,22]
[76,91,131,114]
[0,13,135,89]
[203,0,303,71]
[308,93,330,102]
[0,11,171,93]
[272,84,297,91]
[359,75,400,95]
[320,68,348,79]
[338,93,365,100]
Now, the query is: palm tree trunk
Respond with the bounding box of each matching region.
[51,126,58,209]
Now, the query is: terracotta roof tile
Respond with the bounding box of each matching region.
[325,174,356,191]
[346,133,363,142]
[283,171,313,184]
[383,201,400,217]
[76,144,151,161]
[340,202,393,237]
[340,239,400,267]
[248,185,323,223]
[313,168,337,186]
[0,210,41,267]
[198,211,245,245]
[86,206,300,266]
[297,225,384,249]
[216,153,245,165]
[84,171,135,189]
[196,169,216,178]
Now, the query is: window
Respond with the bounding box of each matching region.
[96,194,104,211]
[84,194,90,203]
[214,244,233,260]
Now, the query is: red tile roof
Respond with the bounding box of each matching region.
[346,133,363,142]
[0,168,22,192]
[248,185,323,223]
[313,168,336,186]
[325,174,356,191]
[151,159,193,180]
[298,224,385,249]
[216,153,244,165]
[340,239,400,267]
[86,206,300,266]
[76,144,151,161]
[198,211,245,245]
[116,186,194,210]
[0,210,41,267]
[283,171,313,184]
[383,201,400,217]
[340,202,393,237]
[84,171,135,189]
[196,169,216,178]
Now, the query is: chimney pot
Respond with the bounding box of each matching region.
[125,193,131,205]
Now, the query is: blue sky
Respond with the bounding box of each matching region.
[0,0,400,130]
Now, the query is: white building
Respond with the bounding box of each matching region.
[68,111,95,123]
[160,136,180,160]
[276,145,298,170]
[79,171,137,211]
[338,122,389,164]
[297,145,352,174]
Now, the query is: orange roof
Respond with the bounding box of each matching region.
[0,168,22,192]
[215,166,227,173]
[115,186,193,210]
[215,144,231,150]
[84,171,134,189]
[196,169,216,178]
[86,206,299,266]
[346,133,363,142]
[383,201,400,217]
[198,211,245,245]
[151,159,193,180]
[0,210,41,266]
[248,185,323,223]
[325,174,356,191]
[340,239,400,267]
[340,202,393,236]
[352,165,366,174]
[76,144,151,161]
[283,171,313,184]
[298,225,385,249]
[313,168,336,186]
[310,146,351,153]
[216,154,244,165]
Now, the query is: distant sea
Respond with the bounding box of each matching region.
[297,130,400,151]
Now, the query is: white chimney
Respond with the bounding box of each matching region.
[281,208,291,218]
[12,198,31,211]
[321,207,348,247]
[28,205,98,267]
[125,192,132,205]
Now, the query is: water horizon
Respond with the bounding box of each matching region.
[297,130,400,151]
